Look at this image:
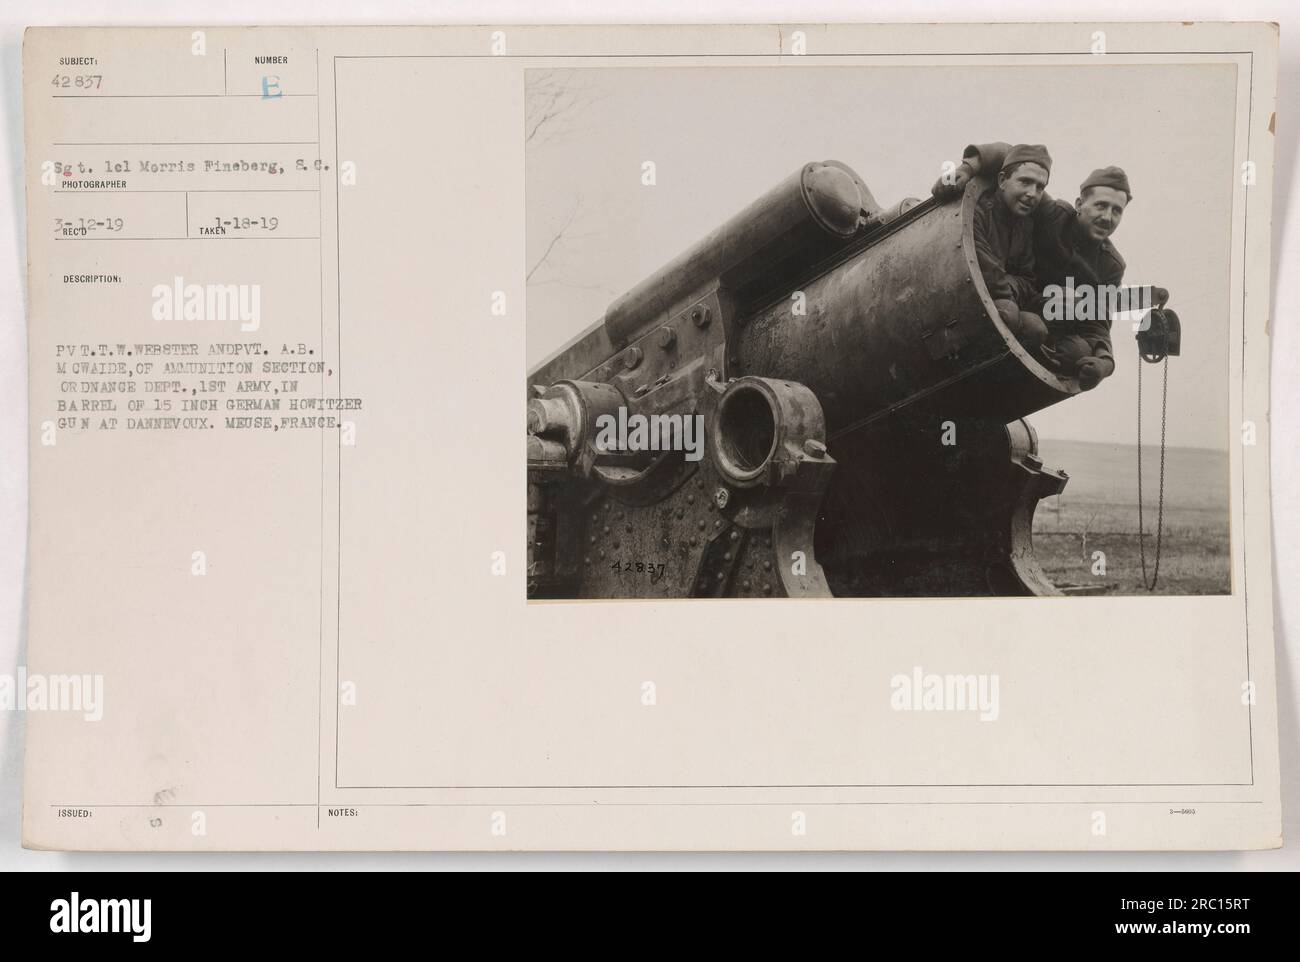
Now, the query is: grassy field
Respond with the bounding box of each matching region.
[1031,439,1231,595]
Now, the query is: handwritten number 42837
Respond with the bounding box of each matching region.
[611,561,666,579]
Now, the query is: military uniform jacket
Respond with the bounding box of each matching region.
[964,142,1126,364]
[972,186,1042,310]
[1032,197,1125,363]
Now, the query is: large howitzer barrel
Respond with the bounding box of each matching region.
[735,180,1081,435]
[527,160,1076,598]
[603,161,874,350]
[530,162,1079,435]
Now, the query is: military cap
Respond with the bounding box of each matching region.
[1080,165,1132,199]
[1001,144,1052,174]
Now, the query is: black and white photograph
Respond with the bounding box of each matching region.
[526,65,1233,599]
[0,5,1294,900]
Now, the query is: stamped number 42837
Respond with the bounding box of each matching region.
[52,74,102,89]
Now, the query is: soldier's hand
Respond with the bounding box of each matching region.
[1075,356,1115,391]
[1038,343,1066,372]
[1152,286,1170,308]
[932,161,974,199]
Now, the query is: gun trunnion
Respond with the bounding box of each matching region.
[527,161,1077,598]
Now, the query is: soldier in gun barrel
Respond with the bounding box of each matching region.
[935,143,1163,391]
[966,144,1053,355]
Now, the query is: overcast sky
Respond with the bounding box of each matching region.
[525,62,1237,450]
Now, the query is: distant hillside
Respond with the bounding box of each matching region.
[1035,439,1229,513]
[1031,439,1230,594]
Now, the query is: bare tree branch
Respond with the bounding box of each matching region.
[525,69,604,147]
[525,71,609,288]
[526,197,581,281]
